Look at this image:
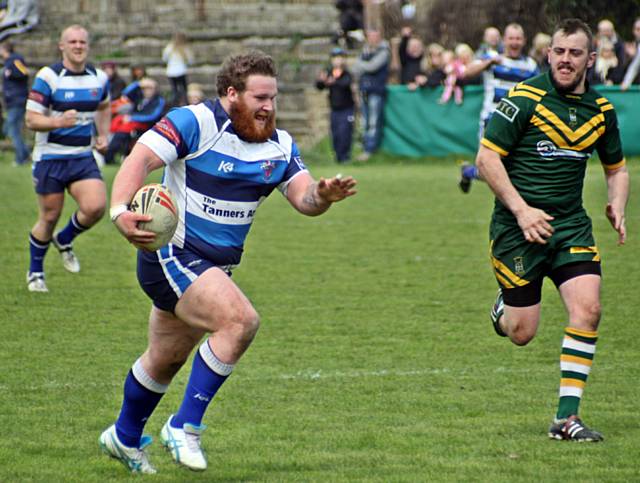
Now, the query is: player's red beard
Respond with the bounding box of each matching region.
[229,96,276,143]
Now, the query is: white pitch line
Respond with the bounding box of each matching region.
[0,365,574,393]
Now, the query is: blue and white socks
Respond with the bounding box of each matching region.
[115,358,168,448]
[171,341,234,429]
[54,211,88,247]
[28,233,50,275]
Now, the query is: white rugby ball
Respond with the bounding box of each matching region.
[130,183,178,251]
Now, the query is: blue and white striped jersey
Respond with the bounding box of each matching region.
[27,62,110,162]
[138,99,308,266]
[479,54,539,122]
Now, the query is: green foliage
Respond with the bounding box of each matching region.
[0,154,638,481]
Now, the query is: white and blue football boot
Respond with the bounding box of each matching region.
[160,415,207,471]
[99,424,157,474]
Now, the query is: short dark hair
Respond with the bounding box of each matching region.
[553,18,594,52]
[216,51,277,97]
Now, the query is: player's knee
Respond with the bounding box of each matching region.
[82,203,106,223]
[573,301,601,329]
[507,320,536,346]
[237,306,261,341]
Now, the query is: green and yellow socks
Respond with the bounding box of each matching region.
[556,327,597,420]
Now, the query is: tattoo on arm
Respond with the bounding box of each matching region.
[302,182,321,209]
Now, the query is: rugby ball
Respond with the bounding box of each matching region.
[130,184,178,251]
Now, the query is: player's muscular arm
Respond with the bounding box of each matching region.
[604,164,629,245]
[286,171,357,216]
[26,109,77,132]
[94,101,111,153]
[111,143,166,245]
[476,144,554,244]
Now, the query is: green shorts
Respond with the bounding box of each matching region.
[489,215,600,290]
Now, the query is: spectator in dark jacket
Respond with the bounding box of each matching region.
[105,77,165,164]
[101,61,127,100]
[316,47,355,163]
[352,29,390,161]
[398,26,426,88]
[621,17,640,90]
[0,40,29,165]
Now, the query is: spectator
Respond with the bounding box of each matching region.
[316,47,355,163]
[0,39,29,165]
[398,25,425,87]
[595,19,625,84]
[101,61,127,100]
[352,28,390,162]
[129,64,146,83]
[591,38,618,85]
[458,23,539,193]
[0,0,38,42]
[162,32,194,106]
[423,43,446,87]
[476,26,503,58]
[187,82,205,104]
[529,32,551,72]
[333,0,364,49]
[105,77,165,164]
[439,43,474,105]
[621,17,640,90]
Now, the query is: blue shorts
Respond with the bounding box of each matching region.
[32,156,102,194]
[137,244,233,313]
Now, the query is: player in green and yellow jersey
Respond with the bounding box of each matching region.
[475,18,629,442]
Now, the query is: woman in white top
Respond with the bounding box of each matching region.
[162,32,194,106]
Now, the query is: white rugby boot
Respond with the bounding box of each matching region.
[26,272,48,292]
[52,234,80,273]
[99,424,157,474]
[160,415,207,471]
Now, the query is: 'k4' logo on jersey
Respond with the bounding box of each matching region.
[261,160,275,181]
[568,107,578,127]
[218,160,234,173]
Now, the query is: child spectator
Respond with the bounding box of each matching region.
[423,43,446,87]
[315,47,355,163]
[187,82,205,105]
[440,43,473,105]
[592,38,619,85]
[529,32,551,71]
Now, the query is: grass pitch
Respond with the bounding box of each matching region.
[0,150,638,482]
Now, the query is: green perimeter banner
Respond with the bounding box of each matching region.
[382,84,640,158]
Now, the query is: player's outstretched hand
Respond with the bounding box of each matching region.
[516,206,554,244]
[114,210,157,250]
[317,175,357,203]
[606,203,626,245]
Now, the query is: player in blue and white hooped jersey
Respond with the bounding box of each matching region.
[100,51,357,474]
[458,23,539,193]
[24,25,110,292]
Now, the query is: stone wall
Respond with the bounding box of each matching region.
[14,0,339,145]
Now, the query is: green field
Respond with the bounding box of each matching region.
[0,151,638,482]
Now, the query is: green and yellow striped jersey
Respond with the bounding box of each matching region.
[481,71,625,225]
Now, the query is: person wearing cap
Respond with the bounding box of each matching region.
[316,47,355,163]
